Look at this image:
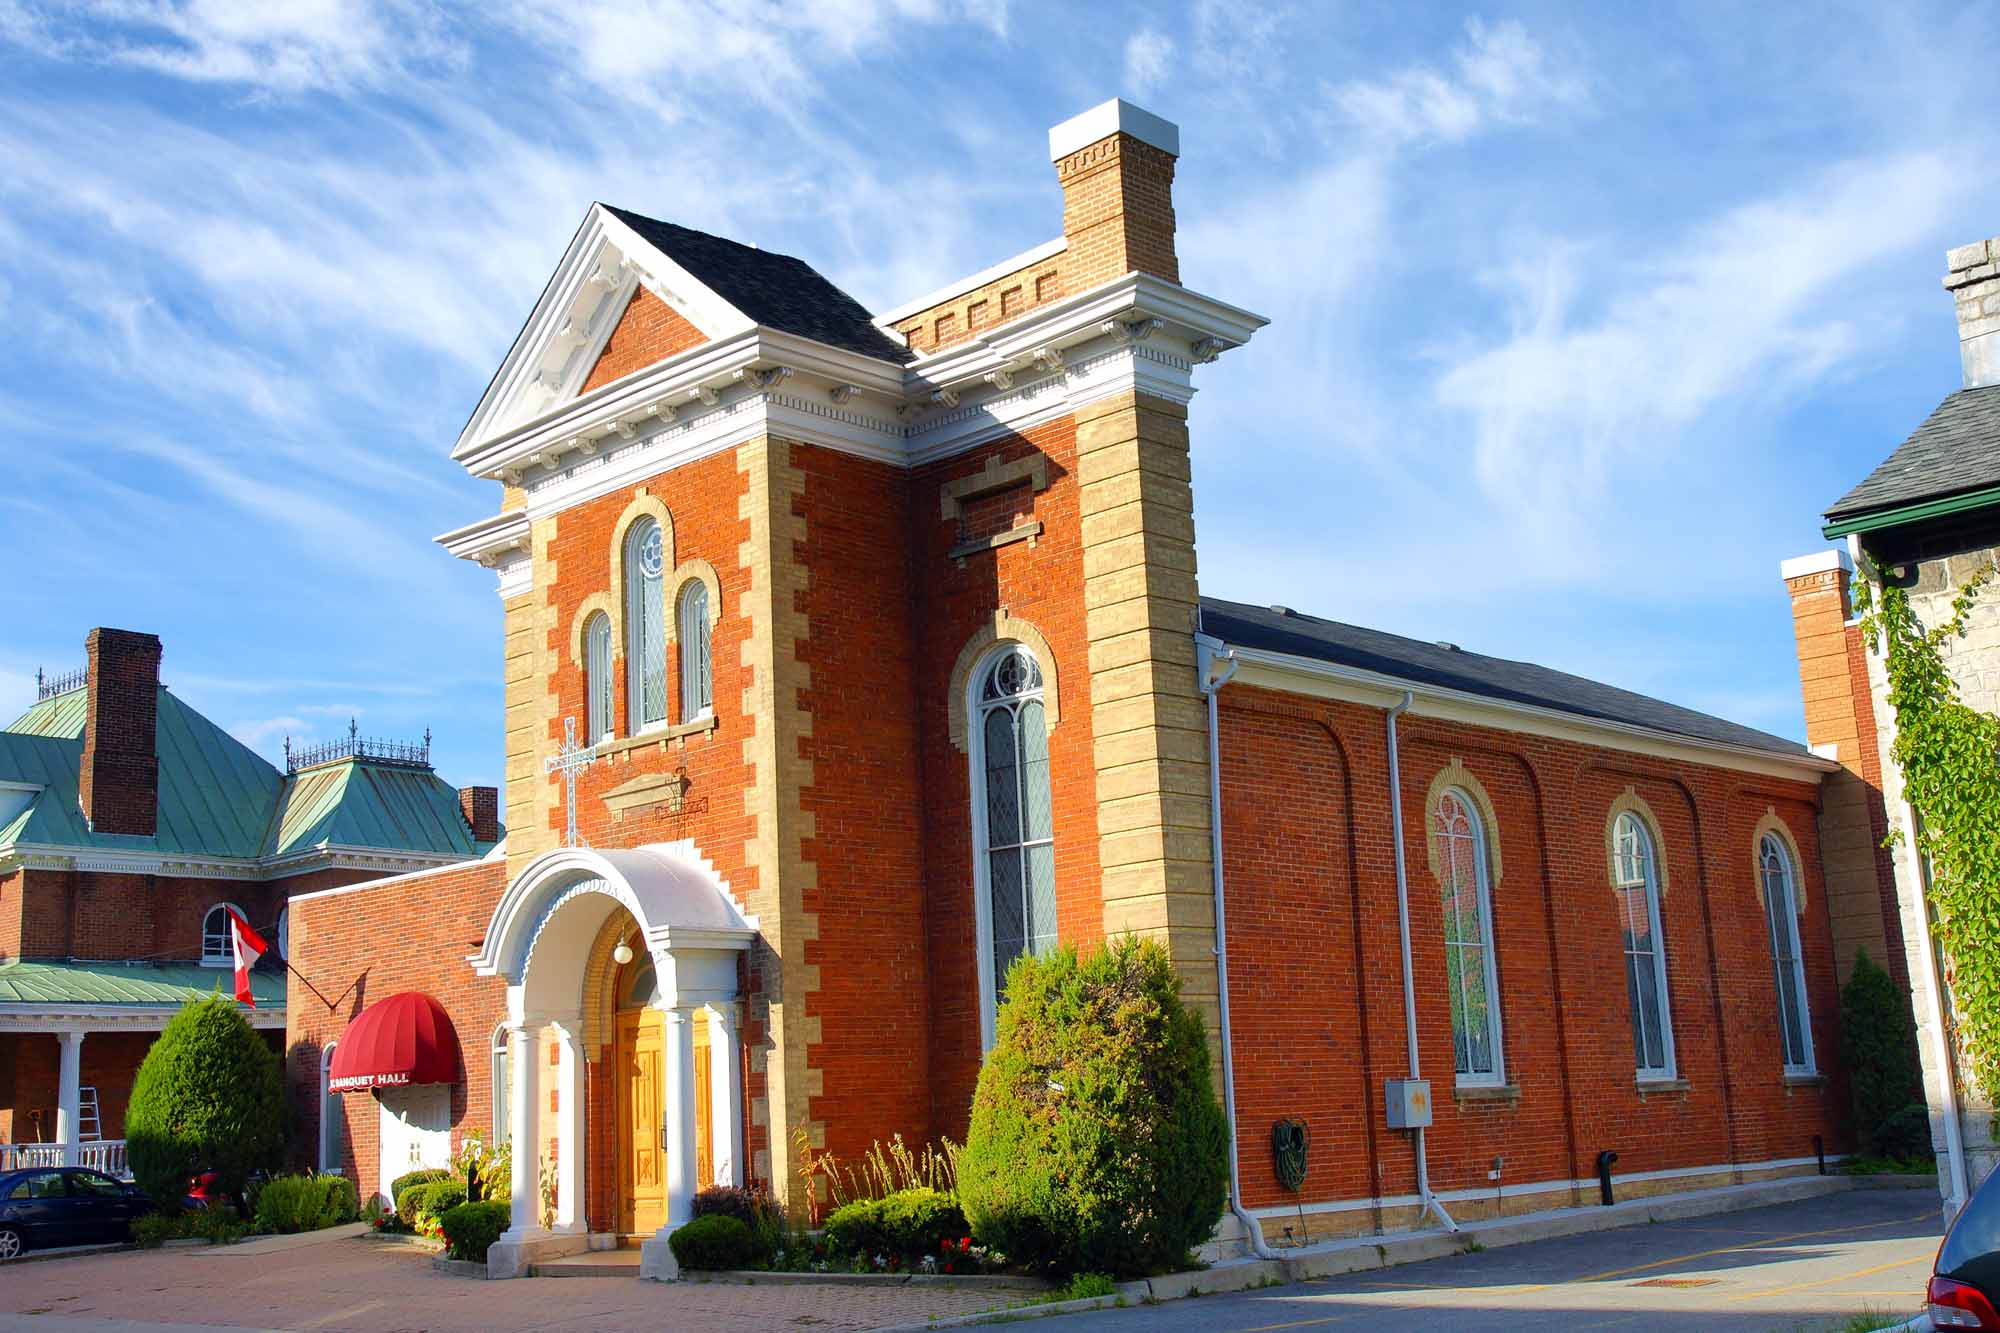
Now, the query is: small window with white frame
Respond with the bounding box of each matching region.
[1611,811,1676,1080]
[969,643,1057,1051]
[491,1024,511,1146]
[1760,832,1815,1074]
[319,1042,344,1173]
[200,903,244,967]
[1433,788,1504,1085]
[585,611,614,745]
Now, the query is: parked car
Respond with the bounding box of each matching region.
[1925,1163,2000,1329]
[0,1167,152,1260]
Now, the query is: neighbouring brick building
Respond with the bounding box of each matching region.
[288,99,1853,1279]
[1785,232,2000,1219]
[0,628,500,1173]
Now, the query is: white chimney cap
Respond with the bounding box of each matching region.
[1049,98,1180,162]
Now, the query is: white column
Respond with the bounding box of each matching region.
[707,1003,742,1188]
[551,1019,585,1235]
[502,1020,545,1240]
[55,1031,84,1167]
[662,1005,697,1229]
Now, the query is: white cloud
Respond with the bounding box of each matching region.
[1435,150,1961,520]
[1331,17,1587,145]
[0,668,35,723]
[4,0,461,93]
[1123,28,1173,97]
[228,713,313,754]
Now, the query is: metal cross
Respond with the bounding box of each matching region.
[545,717,600,847]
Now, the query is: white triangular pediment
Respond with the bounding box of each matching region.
[453,204,758,460]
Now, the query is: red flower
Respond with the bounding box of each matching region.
[958,1236,972,1252]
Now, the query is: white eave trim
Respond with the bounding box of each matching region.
[0,1003,287,1031]
[287,847,506,904]
[1223,643,1839,782]
[0,841,476,882]
[436,510,530,565]
[873,237,1068,328]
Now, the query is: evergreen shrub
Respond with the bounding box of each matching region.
[439,1200,510,1262]
[390,1168,452,1212]
[668,1213,762,1270]
[824,1187,967,1261]
[1841,948,1929,1156]
[958,937,1228,1278]
[125,995,285,1207]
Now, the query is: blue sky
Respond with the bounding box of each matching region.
[1,1,1993,790]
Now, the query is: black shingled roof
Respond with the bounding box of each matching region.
[604,205,912,364]
[1826,384,2000,521]
[1200,597,1815,760]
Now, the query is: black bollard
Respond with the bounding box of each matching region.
[1597,1150,1619,1206]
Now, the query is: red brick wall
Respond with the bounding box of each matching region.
[792,443,931,1160]
[580,287,707,394]
[285,860,509,1201]
[1,1029,279,1146]
[0,869,21,961]
[7,869,288,964]
[537,448,767,1193]
[1217,685,1845,1211]
[1845,621,1910,994]
[910,419,1101,1138]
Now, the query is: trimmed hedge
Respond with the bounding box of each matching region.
[408,1177,468,1223]
[440,1200,510,1263]
[126,995,285,1206]
[668,1213,762,1271]
[390,1168,452,1212]
[824,1187,967,1261]
[958,937,1228,1278]
[1842,949,1929,1157]
[253,1173,359,1233]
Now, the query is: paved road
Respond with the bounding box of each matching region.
[1039,1187,1942,1333]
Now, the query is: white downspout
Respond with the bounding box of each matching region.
[1196,633,1278,1261]
[1387,691,1458,1233]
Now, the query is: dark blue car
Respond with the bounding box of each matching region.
[0,1167,151,1260]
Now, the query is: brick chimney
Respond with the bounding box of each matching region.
[459,785,500,845]
[1780,551,1907,988]
[1946,236,2000,389]
[79,628,162,837]
[1050,98,1180,290]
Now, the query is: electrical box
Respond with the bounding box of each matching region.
[1385,1078,1432,1130]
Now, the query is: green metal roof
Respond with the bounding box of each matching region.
[266,759,488,858]
[1,686,497,864]
[0,959,285,1009]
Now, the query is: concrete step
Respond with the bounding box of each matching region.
[531,1250,641,1278]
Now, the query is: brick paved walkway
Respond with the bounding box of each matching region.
[0,1233,1023,1332]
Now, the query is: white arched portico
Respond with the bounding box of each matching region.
[468,841,755,1280]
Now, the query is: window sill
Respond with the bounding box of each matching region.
[598,713,717,758]
[1636,1077,1692,1098]
[1782,1072,1826,1089]
[1454,1082,1521,1105]
[949,520,1042,563]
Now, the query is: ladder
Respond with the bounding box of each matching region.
[76,1087,101,1143]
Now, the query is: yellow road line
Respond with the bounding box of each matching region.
[1553,1212,1934,1289]
[1225,1314,1358,1332]
[1719,1253,1930,1304]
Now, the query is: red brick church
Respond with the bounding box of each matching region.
[285,99,1851,1279]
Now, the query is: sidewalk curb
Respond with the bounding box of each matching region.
[858,1174,1878,1331]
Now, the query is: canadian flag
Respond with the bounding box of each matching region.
[226,908,269,1007]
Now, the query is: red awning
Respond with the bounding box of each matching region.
[328,992,461,1093]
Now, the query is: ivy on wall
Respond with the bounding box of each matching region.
[1854,561,2000,1099]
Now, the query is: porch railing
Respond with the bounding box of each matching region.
[0,1140,129,1178]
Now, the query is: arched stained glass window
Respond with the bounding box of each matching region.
[678,581,711,719]
[1760,833,1814,1073]
[585,611,614,744]
[971,644,1055,1050]
[1434,790,1504,1084]
[1612,812,1676,1079]
[624,519,666,731]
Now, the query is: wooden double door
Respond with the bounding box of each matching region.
[614,1008,712,1236]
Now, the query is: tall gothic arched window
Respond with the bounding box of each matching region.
[1760,833,1814,1073]
[678,581,711,718]
[1612,811,1676,1079]
[970,644,1055,1050]
[1434,789,1504,1084]
[624,518,666,732]
[585,611,613,744]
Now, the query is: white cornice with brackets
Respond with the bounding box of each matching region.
[443,271,1269,540]
[0,841,467,883]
